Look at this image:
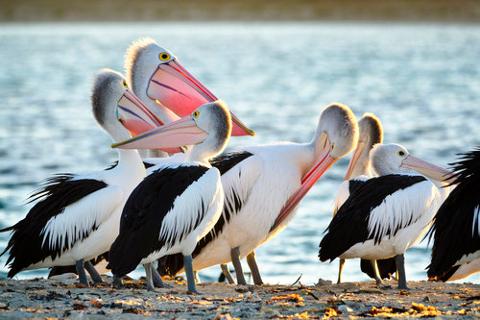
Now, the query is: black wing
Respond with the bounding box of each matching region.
[427,147,480,280]
[0,175,107,277]
[108,165,209,277]
[319,174,427,262]
[158,151,254,276]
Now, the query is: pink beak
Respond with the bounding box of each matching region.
[112,115,208,152]
[401,155,452,183]
[147,59,255,137]
[270,134,337,232]
[117,89,183,154]
[343,141,366,180]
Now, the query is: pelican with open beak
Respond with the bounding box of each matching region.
[124,38,254,138]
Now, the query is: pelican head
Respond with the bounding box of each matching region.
[275,103,358,223]
[91,68,144,142]
[112,100,232,163]
[344,113,384,179]
[371,143,450,182]
[124,38,254,137]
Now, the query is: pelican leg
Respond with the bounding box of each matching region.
[220,264,235,284]
[152,268,172,288]
[112,275,124,289]
[246,251,263,285]
[230,247,247,285]
[337,258,345,284]
[184,255,199,294]
[370,260,383,285]
[75,259,89,286]
[144,263,155,291]
[395,254,408,290]
[84,261,103,284]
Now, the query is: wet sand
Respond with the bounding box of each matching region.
[0,276,479,319]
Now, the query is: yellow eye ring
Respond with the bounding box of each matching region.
[193,111,200,119]
[122,80,128,88]
[159,52,171,61]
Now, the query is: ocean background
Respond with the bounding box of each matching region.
[0,22,479,284]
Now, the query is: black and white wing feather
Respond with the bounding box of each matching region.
[319,174,428,262]
[108,164,217,277]
[0,174,120,277]
[158,151,260,276]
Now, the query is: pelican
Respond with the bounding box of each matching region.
[124,38,254,138]
[0,69,152,285]
[319,143,451,289]
[334,113,396,284]
[108,101,232,293]
[427,147,480,281]
[159,103,358,285]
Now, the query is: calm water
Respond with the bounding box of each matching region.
[0,22,479,284]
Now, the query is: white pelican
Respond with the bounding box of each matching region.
[159,103,359,285]
[0,69,153,285]
[334,113,396,284]
[124,38,254,137]
[427,147,480,281]
[319,143,451,289]
[108,101,232,293]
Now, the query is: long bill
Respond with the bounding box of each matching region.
[112,115,208,152]
[343,141,366,180]
[270,133,337,232]
[147,60,255,137]
[116,89,182,154]
[401,155,453,184]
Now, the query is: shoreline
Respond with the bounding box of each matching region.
[0,276,479,318]
[2,0,480,24]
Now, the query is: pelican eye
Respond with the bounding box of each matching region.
[193,111,200,119]
[159,52,171,61]
[399,150,406,156]
[122,80,128,88]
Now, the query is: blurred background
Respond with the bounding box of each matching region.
[0,0,479,284]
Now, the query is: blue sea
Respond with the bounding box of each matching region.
[0,22,479,284]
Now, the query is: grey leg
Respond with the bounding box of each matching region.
[246,251,264,285]
[370,260,383,285]
[84,261,103,284]
[220,264,235,284]
[112,275,123,289]
[395,254,408,290]
[144,263,155,291]
[152,268,172,288]
[230,247,247,285]
[337,258,345,284]
[75,259,89,286]
[184,255,199,294]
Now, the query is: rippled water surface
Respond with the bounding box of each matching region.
[0,22,479,284]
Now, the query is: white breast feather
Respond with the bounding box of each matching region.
[333,181,351,216]
[41,186,124,251]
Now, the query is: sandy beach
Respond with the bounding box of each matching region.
[0,276,479,319]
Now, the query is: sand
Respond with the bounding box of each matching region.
[0,275,479,319]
